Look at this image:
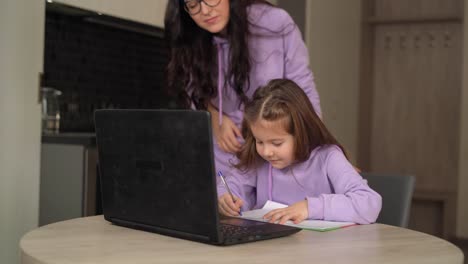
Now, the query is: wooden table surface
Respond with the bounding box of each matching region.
[20,215,464,264]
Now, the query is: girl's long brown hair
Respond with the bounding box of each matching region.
[236,79,348,171]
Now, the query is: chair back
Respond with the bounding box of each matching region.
[361,173,415,227]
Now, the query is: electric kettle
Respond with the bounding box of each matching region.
[41,87,62,133]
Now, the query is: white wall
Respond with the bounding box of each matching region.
[456,0,468,239]
[305,0,362,162]
[0,1,44,263]
[55,0,168,27]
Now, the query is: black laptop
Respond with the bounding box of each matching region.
[94,109,301,245]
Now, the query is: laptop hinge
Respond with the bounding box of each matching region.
[111,217,212,242]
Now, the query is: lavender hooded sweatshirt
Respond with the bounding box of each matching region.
[206,4,322,183]
[217,145,382,224]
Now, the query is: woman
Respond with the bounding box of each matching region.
[164,0,321,175]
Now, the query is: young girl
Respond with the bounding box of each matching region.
[217,79,382,225]
[165,0,321,178]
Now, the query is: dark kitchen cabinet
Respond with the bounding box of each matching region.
[39,134,98,226]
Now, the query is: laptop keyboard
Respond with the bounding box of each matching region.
[220,223,266,237]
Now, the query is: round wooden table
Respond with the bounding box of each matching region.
[20,215,464,264]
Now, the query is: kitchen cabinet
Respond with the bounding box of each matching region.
[55,0,168,28]
[39,134,98,226]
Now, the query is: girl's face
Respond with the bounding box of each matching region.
[185,0,230,35]
[250,119,295,169]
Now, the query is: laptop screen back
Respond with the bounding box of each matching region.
[95,109,220,241]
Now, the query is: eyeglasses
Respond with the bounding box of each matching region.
[184,0,222,15]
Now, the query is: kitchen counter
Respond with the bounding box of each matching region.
[42,132,96,146]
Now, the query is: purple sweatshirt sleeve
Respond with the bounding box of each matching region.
[307,150,382,224]
[217,169,257,211]
[281,12,322,118]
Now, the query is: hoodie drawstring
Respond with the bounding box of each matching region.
[268,164,273,201]
[217,43,224,126]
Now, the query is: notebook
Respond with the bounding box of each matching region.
[241,200,356,232]
[94,109,301,246]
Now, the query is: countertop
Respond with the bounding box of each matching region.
[41,132,96,146]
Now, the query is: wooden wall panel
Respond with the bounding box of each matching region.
[360,0,463,239]
[410,200,444,237]
[374,0,462,18]
[370,23,462,193]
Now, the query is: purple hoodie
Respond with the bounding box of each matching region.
[207,4,322,183]
[217,145,382,224]
[210,4,321,126]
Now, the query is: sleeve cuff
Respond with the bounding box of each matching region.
[307,196,324,220]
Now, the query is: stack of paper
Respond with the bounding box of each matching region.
[240,200,356,232]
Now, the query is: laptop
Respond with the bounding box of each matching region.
[94,109,301,245]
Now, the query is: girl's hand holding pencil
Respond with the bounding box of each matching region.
[218,171,244,216]
[218,193,244,217]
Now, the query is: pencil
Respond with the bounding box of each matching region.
[217,171,242,216]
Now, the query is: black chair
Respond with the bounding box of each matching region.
[361,173,415,228]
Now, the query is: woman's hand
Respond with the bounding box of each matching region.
[207,104,243,153]
[263,200,309,225]
[218,193,243,217]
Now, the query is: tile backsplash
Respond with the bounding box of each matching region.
[43,3,170,132]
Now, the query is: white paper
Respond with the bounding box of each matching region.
[240,200,356,231]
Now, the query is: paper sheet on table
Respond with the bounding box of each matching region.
[240,200,356,232]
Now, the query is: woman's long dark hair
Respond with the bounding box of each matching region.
[164,0,262,109]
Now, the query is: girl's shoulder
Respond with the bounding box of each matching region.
[311,145,345,161]
[292,145,343,172]
[305,145,348,172]
[247,3,296,34]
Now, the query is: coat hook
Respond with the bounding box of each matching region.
[444,31,451,48]
[428,33,435,48]
[414,35,420,49]
[400,34,406,49]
